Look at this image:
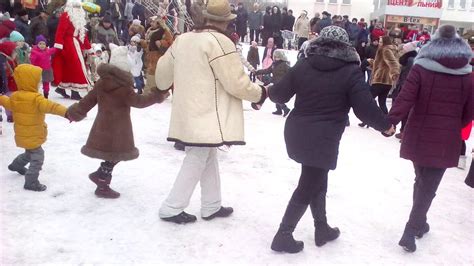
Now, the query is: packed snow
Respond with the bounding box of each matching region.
[1,47,473,264]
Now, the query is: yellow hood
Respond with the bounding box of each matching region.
[13,64,42,92]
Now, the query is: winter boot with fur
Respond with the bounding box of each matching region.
[89,162,120,199]
[271,201,307,253]
[399,224,418,252]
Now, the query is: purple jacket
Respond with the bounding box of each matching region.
[389,42,473,168]
[30,46,56,70]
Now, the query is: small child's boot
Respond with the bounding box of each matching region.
[89,162,120,199]
[24,174,47,191]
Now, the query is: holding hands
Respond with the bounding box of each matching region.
[382,124,396,137]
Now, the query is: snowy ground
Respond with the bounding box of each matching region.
[1,47,473,264]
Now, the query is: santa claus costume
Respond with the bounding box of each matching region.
[52,0,92,100]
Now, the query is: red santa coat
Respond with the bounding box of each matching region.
[52,12,92,90]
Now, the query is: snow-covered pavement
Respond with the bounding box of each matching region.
[1,90,473,264]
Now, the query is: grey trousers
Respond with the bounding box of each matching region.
[159,147,222,218]
[10,147,45,185]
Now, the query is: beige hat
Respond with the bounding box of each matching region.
[202,0,237,22]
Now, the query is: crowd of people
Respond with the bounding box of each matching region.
[0,0,473,257]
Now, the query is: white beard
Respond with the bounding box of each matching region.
[65,4,87,43]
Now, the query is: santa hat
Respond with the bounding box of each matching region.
[10,31,25,42]
[109,43,131,73]
[35,35,48,45]
[0,41,17,56]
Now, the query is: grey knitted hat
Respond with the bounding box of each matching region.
[319,25,350,44]
[273,49,288,62]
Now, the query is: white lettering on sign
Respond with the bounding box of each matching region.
[388,0,442,9]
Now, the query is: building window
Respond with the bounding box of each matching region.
[316,0,324,2]
[447,0,454,8]
[329,0,338,3]
[459,0,466,8]
[342,0,351,4]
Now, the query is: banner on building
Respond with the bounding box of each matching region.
[387,0,442,9]
[386,15,439,26]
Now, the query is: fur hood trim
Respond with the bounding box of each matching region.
[306,38,360,64]
[415,58,472,75]
[416,37,472,67]
[97,64,134,91]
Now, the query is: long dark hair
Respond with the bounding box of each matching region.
[380,36,393,46]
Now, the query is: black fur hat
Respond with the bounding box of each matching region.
[434,25,457,40]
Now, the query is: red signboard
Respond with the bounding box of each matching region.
[388,0,442,8]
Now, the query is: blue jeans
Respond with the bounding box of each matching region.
[134,75,144,93]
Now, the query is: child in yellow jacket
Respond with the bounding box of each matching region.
[0,64,69,191]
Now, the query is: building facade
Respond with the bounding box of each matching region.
[288,0,473,34]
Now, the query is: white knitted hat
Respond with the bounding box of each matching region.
[109,43,131,73]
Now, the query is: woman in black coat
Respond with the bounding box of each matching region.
[269,6,283,48]
[262,6,272,46]
[268,26,394,254]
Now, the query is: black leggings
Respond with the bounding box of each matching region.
[290,165,329,222]
[370,84,392,114]
[407,165,446,229]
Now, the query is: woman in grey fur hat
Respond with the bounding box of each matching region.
[266,26,395,253]
[388,24,473,253]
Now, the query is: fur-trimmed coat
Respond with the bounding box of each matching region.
[67,64,165,161]
[388,33,473,168]
[155,27,266,147]
[269,38,391,170]
[370,45,400,86]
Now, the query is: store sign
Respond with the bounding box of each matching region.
[386,15,439,26]
[388,0,442,9]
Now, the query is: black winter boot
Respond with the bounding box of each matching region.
[70,91,82,100]
[55,88,70,98]
[283,107,291,117]
[415,223,430,239]
[314,222,340,247]
[271,225,304,253]
[271,201,307,253]
[202,206,234,220]
[399,224,417,252]
[161,212,197,224]
[310,188,340,247]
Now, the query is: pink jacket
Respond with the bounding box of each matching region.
[30,46,56,70]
